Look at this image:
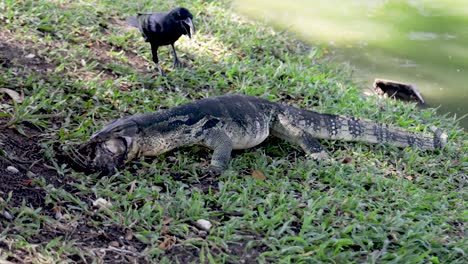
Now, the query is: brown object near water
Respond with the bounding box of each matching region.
[373,79,425,104]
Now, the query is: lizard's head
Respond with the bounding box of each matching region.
[92,137,133,175]
[61,136,131,176]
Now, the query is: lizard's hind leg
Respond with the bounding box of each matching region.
[271,114,329,160]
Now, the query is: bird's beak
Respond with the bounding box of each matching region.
[183,17,195,38]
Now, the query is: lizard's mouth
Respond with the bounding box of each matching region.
[61,137,131,176]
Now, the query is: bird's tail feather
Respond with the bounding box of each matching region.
[126,15,139,28]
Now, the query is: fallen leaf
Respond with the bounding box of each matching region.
[301,250,317,257]
[160,226,169,236]
[53,207,63,220]
[405,176,414,181]
[0,88,23,103]
[22,179,34,186]
[128,180,136,194]
[157,236,176,251]
[52,206,62,214]
[109,241,119,247]
[252,170,266,181]
[125,229,134,241]
[342,157,352,164]
[162,217,173,225]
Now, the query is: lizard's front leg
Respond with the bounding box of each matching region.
[201,129,233,175]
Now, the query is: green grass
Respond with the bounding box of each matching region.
[0,0,467,263]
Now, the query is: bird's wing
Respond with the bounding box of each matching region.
[126,12,163,28]
[126,12,169,41]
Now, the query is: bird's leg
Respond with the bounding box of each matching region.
[150,43,165,76]
[171,44,182,68]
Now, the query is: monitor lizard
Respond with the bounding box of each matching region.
[79,94,447,175]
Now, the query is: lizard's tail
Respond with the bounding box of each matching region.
[302,112,447,150]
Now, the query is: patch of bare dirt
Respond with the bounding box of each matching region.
[167,236,269,264]
[0,28,149,91]
[0,125,63,209]
[90,38,149,70]
[0,30,57,75]
[2,222,149,263]
[77,20,154,84]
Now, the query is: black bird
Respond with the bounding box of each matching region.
[126,7,195,75]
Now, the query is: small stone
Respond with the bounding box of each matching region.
[2,210,13,220]
[54,211,63,220]
[194,219,212,232]
[6,166,19,174]
[25,53,35,59]
[109,241,119,247]
[93,198,112,208]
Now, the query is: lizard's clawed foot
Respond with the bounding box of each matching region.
[205,165,224,177]
[198,165,224,179]
[305,151,334,167]
[307,151,330,161]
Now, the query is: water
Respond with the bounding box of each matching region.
[234,0,468,129]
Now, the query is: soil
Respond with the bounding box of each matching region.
[0,126,57,209]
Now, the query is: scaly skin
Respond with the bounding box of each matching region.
[88,95,447,174]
